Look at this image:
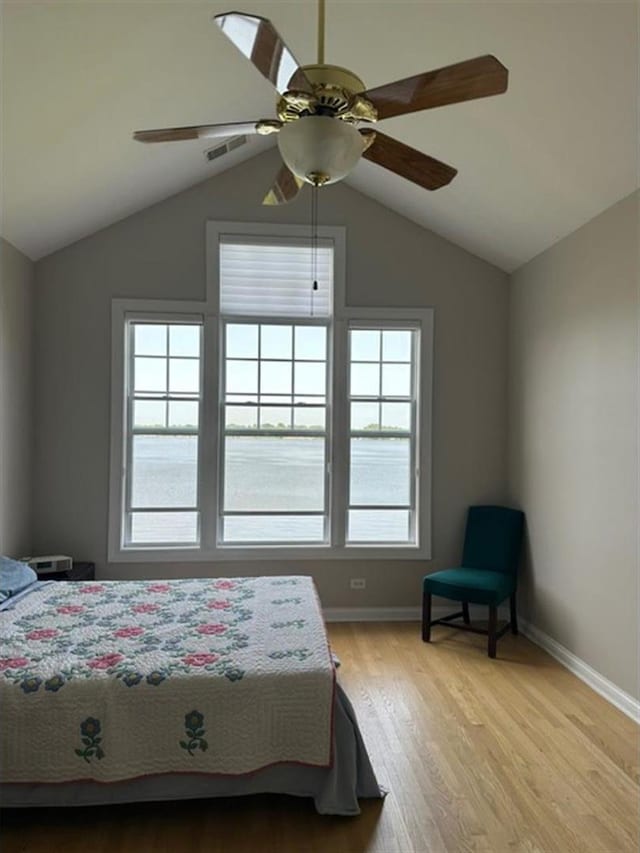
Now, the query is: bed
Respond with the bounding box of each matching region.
[0,574,383,815]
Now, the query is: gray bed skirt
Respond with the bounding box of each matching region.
[0,683,384,816]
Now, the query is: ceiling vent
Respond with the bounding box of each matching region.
[204,135,247,162]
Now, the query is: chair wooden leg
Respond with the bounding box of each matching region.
[422,592,432,642]
[510,592,518,636]
[462,601,470,625]
[488,605,497,658]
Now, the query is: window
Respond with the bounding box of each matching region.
[218,233,333,546]
[219,235,333,317]
[108,222,432,561]
[220,321,330,544]
[124,321,202,547]
[347,325,419,545]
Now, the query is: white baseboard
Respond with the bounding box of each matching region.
[520,620,640,724]
[323,606,640,724]
[324,606,421,622]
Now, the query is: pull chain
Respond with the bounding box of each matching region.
[310,183,319,316]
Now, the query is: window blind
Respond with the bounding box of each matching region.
[219,235,333,317]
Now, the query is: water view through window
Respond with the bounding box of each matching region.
[131,434,409,543]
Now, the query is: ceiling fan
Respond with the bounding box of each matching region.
[133,1,509,205]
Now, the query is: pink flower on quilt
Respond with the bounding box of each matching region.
[88,653,124,669]
[27,628,59,641]
[196,623,227,635]
[183,653,219,666]
[214,580,236,590]
[206,599,232,610]
[79,584,105,594]
[132,603,159,614]
[148,584,170,593]
[57,604,85,614]
[0,657,29,670]
[114,626,144,638]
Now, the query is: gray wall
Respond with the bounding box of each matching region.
[0,237,34,557]
[33,149,509,606]
[508,191,639,698]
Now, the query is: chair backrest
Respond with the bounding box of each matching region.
[461,506,524,576]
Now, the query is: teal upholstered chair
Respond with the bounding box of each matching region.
[422,506,524,658]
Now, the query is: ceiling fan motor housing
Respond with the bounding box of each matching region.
[278,64,377,124]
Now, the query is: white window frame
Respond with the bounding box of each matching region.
[108,222,433,562]
[331,309,433,557]
[123,315,204,548]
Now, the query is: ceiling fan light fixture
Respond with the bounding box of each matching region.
[277,115,364,186]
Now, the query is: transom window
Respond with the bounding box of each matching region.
[109,222,432,561]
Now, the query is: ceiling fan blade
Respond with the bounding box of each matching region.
[263,164,304,206]
[361,131,457,191]
[214,12,312,95]
[361,55,508,121]
[133,120,276,143]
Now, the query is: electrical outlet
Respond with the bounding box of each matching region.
[350,578,366,590]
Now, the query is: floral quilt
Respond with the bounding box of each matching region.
[0,576,335,783]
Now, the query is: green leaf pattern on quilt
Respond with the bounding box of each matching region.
[75,717,104,763]
[179,710,208,756]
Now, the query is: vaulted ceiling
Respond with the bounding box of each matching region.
[2,1,638,270]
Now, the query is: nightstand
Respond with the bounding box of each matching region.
[36,561,96,582]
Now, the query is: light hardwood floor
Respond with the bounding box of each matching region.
[1,622,638,853]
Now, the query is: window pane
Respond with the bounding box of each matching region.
[295,326,326,360]
[382,363,411,397]
[134,357,166,393]
[224,436,324,511]
[169,359,199,394]
[348,510,410,543]
[131,511,198,544]
[226,360,258,395]
[350,437,410,506]
[351,330,380,361]
[294,407,326,430]
[261,324,292,359]
[259,407,291,430]
[227,324,259,359]
[225,406,258,429]
[381,402,411,432]
[131,435,198,508]
[169,325,200,357]
[223,515,324,543]
[350,363,379,397]
[168,401,199,429]
[382,330,412,362]
[294,362,325,396]
[134,400,166,429]
[135,325,166,356]
[351,402,379,431]
[261,361,292,395]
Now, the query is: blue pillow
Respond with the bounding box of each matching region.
[0,556,37,602]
